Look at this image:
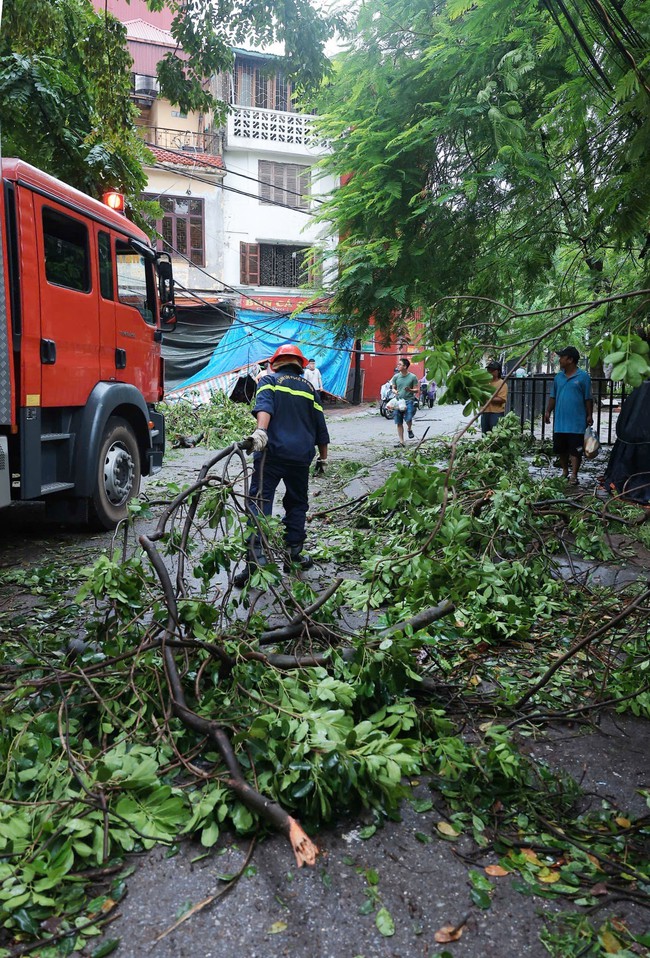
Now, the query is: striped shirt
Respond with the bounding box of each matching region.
[254,370,330,463]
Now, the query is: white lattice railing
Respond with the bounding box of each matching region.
[229,106,320,148]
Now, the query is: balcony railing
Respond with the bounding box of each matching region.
[228,105,319,149]
[137,126,222,156]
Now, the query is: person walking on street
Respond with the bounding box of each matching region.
[234,343,330,587]
[480,361,508,434]
[303,357,323,393]
[419,372,429,405]
[544,346,593,486]
[391,357,419,447]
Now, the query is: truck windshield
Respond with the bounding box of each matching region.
[115,240,155,325]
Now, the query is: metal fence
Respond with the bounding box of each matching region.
[507,376,625,445]
[136,126,222,156]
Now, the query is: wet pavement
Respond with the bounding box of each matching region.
[99,715,649,958]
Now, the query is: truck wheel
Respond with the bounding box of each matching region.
[90,417,141,529]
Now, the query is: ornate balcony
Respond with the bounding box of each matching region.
[137,126,222,156]
[227,106,322,154]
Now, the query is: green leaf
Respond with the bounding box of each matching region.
[470,887,492,909]
[375,907,395,937]
[415,832,432,844]
[366,868,379,886]
[358,825,376,840]
[91,941,121,958]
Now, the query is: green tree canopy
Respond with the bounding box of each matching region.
[314,0,650,359]
[0,0,149,196]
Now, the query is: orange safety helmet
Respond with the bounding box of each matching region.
[269,343,308,369]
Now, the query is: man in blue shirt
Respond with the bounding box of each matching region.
[544,346,593,485]
[234,343,330,587]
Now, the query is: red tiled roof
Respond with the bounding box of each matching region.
[146,146,225,172]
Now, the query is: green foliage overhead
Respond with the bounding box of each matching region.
[0,0,149,196]
[314,0,650,356]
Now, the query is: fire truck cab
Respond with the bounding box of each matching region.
[0,159,175,527]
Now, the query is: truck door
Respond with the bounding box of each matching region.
[34,200,100,408]
[97,229,118,383]
[113,238,160,402]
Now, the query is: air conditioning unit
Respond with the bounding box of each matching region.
[134,75,159,98]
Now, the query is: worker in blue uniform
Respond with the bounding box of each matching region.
[234,343,330,588]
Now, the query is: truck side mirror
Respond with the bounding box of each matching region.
[156,255,176,329]
[161,302,176,327]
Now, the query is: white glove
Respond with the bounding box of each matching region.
[249,427,268,454]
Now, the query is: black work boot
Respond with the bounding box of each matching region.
[233,540,267,588]
[284,547,314,573]
[233,566,252,588]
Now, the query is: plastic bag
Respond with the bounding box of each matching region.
[397,398,407,412]
[385,397,399,412]
[584,426,600,459]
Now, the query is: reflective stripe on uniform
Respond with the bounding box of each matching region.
[256,382,324,412]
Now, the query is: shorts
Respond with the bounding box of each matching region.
[553,432,584,457]
[393,400,415,426]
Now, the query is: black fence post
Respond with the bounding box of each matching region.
[508,376,621,444]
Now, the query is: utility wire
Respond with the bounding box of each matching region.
[155,226,333,320]
[164,243,408,360]
[148,146,324,215]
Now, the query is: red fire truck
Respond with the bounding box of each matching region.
[0,159,176,527]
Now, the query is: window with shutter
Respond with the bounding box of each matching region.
[241,243,314,288]
[234,61,295,112]
[240,242,260,285]
[258,161,310,210]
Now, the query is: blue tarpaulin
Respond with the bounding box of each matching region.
[172,310,352,399]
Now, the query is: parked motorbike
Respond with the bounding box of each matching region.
[419,381,436,408]
[379,396,392,419]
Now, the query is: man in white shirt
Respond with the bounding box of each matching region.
[303,358,323,392]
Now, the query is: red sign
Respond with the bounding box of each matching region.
[239,294,318,313]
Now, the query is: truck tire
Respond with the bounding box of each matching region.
[90,417,142,529]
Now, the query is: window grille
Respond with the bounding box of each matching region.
[241,242,312,287]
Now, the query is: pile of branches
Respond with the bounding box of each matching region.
[0,416,649,954]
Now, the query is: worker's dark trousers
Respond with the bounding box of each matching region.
[249,454,310,550]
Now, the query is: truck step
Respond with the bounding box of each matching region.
[40,482,75,495]
[41,432,73,442]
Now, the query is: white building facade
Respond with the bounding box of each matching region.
[94,1,339,314]
[220,49,338,313]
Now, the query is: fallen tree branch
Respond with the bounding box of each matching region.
[260,577,345,644]
[376,600,456,639]
[514,586,650,709]
[139,532,319,867]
